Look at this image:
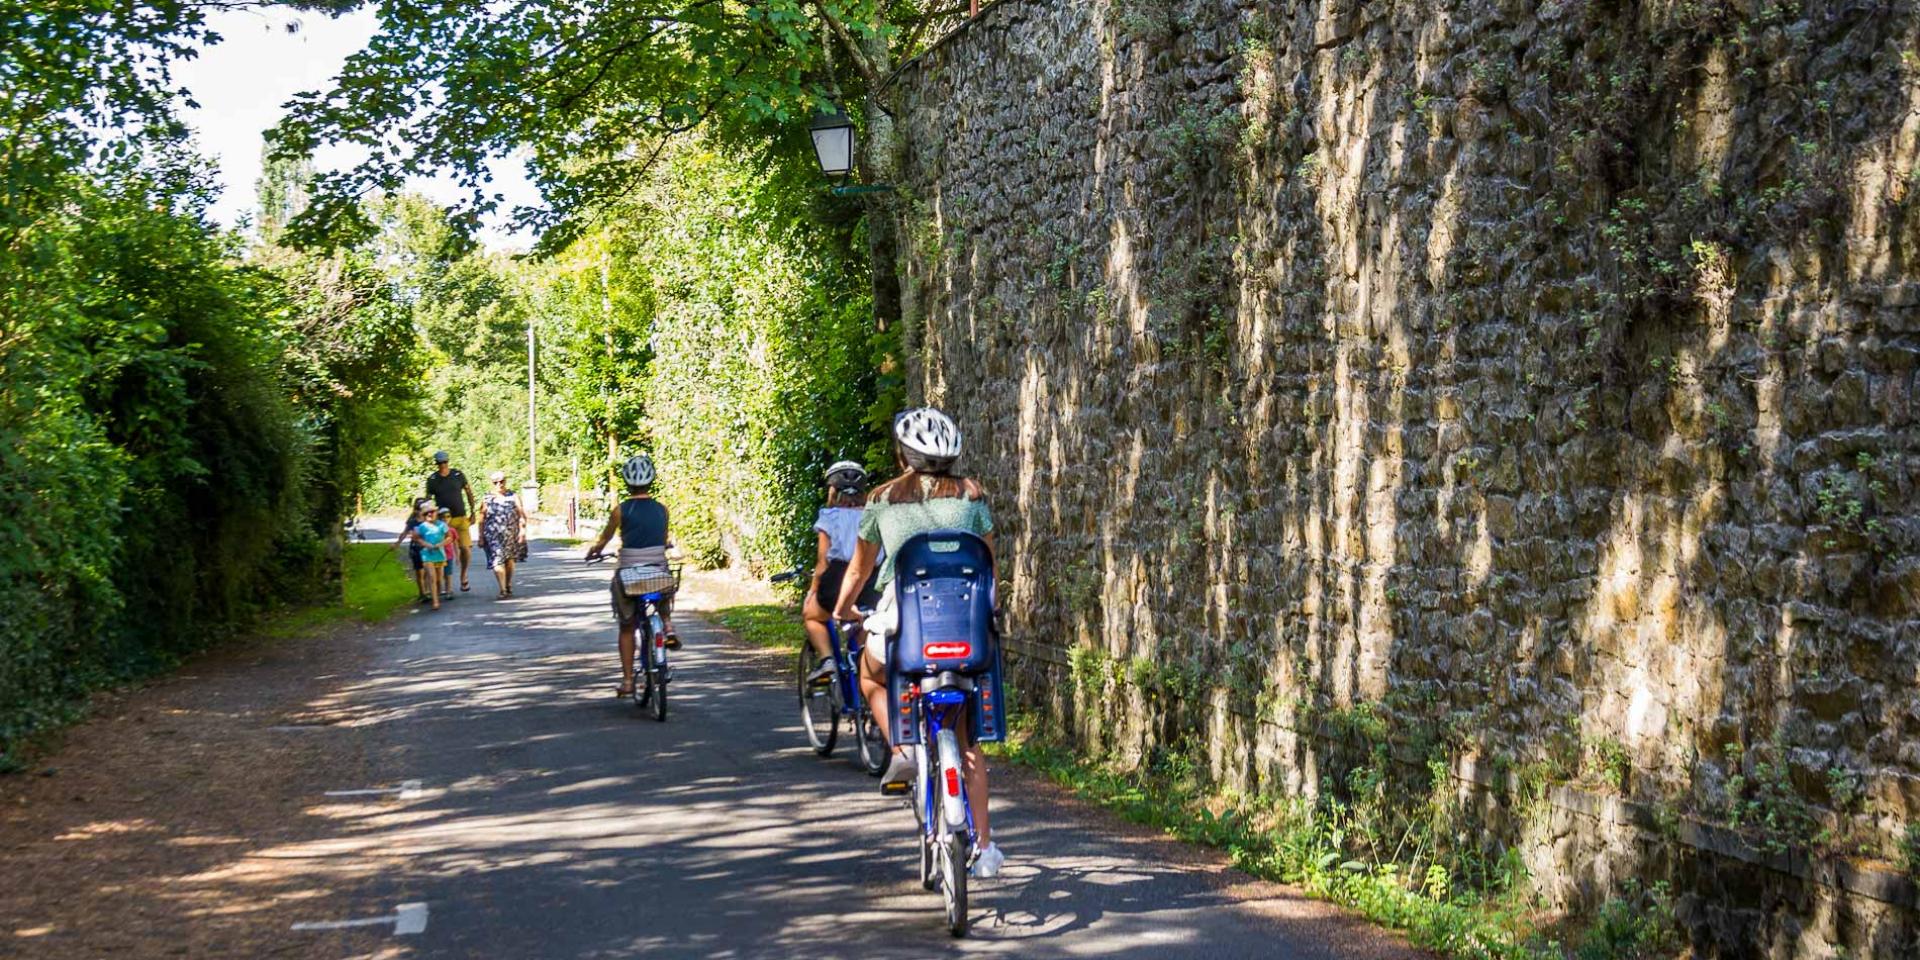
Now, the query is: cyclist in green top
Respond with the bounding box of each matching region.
[832,406,1003,878]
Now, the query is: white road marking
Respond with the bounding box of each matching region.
[407,633,420,643]
[394,902,429,935]
[324,779,424,799]
[291,902,428,936]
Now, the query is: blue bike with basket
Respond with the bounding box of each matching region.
[881,530,1006,938]
[589,554,680,721]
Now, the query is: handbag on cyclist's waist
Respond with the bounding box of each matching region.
[616,546,677,597]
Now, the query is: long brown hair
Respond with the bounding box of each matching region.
[826,486,867,508]
[870,449,984,506]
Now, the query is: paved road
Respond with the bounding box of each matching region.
[305,534,1419,959]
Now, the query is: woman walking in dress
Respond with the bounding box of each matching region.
[476,471,531,599]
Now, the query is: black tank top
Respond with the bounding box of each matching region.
[619,498,668,548]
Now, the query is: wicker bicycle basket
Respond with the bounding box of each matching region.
[617,563,680,598]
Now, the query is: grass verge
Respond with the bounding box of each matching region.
[711,603,805,651]
[987,733,1681,960]
[263,542,421,637]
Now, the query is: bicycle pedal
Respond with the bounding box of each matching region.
[879,781,911,797]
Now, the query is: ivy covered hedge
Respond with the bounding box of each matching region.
[1,174,302,761]
[532,144,890,573]
[1,17,427,761]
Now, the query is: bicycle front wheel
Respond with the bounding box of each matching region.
[798,645,838,755]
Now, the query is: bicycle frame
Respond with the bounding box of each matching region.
[637,593,669,674]
[824,619,866,718]
[916,686,978,852]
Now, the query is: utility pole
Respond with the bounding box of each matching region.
[525,317,539,513]
[601,250,617,471]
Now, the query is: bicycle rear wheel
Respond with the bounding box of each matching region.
[942,831,969,937]
[855,707,888,776]
[798,645,838,754]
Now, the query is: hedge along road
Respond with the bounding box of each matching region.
[252,533,1432,960]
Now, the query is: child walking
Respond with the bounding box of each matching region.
[415,505,452,610]
[394,498,432,603]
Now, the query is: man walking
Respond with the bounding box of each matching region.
[425,450,477,594]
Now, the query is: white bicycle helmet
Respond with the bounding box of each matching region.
[620,454,657,488]
[893,407,962,471]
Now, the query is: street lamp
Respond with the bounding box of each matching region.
[808,106,892,196]
[809,108,855,179]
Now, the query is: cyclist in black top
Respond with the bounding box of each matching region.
[585,455,681,696]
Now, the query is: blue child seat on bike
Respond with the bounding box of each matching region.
[885,530,1008,744]
[892,530,995,675]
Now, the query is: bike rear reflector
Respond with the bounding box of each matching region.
[945,767,961,797]
[924,642,972,659]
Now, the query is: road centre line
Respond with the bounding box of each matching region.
[291,902,428,936]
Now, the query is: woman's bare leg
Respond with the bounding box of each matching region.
[860,653,891,748]
[964,741,991,843]
[802,593,833,658]
[617,622,637,691]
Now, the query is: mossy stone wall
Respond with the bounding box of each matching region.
[892,0,1920,954]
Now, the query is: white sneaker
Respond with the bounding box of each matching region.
[972,842,1004,878]
[881,749,916,786]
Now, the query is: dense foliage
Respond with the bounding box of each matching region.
[365,143,886,574]
[266,0,966,250]
[0,3,426,764]
[539,145,882,569]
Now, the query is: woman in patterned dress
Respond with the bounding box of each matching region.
[476,471,531,598]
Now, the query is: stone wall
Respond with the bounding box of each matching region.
[888,0,1920,955]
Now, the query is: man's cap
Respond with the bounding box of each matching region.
[489,470,507,482]
[433,450,450,462]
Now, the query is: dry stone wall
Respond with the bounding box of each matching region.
[889,0,1920,955]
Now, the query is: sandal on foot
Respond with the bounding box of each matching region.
[663,633,682,650]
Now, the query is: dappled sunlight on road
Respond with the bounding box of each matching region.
[187,539,1409,958]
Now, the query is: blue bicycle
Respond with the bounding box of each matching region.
[588,554,679,721]
[772,567,889,776]
[883,531,1006,938]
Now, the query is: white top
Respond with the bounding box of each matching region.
[814,507,862,563]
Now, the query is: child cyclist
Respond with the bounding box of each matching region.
[803,461,879,682]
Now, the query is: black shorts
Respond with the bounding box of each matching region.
[410,547,425,572]
[815,560,879,612]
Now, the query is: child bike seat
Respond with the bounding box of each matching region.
[891,530,995,676]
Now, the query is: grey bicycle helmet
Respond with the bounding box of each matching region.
[893,407,962,472]
[824,459,868,490]
[620,454,657,488]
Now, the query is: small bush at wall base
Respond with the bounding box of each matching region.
[1572,882,1681,960]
